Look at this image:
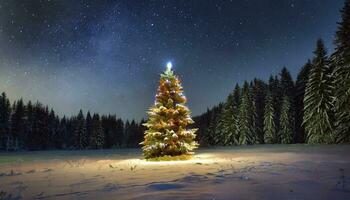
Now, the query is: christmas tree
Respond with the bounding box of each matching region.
[141,63,198,159]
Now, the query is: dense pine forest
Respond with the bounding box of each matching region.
[0,0,350,151]
[0,96,146,150]
[194,0,350,146]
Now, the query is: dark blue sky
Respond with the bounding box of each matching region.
[0,0,345,119]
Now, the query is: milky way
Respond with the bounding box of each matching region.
[0,0,344,119]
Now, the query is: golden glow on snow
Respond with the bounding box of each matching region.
[115,153,226,166]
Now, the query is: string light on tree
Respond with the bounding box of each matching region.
[141,62,198,159]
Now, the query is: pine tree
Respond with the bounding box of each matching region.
[268,76,282,142]
[74,110,86,149]
[206,113,219,146]
[43,106,50,148]
[28,102,49,150]
[237,82,255,145]
[0,92,11,150]
[334,0,350,65]
[126,120,139,147]
[90,113,104,149]
[215,84,240,145]
[295,60,312,143]
[280,67,295,100]
[200,104,223,146]
[134,119,146,147]
[85,111,92,147]
[279,68,295,142]
[58,116,68,149]
[141,63,198,158]
[115,118,124,147]
[192,108,212,146]
[231,85,241,144]
[252,79,267,144]
[48,109,59,149]
[214,103,229,146]
[10,99,26,150]
[333,0,350,143]
[280,95,293,144]
[66,117,75,148]
[263,91,275,144]
[226,84,241,145]
[101,115,117,148]
[123,120,130,147]
[208,104,224,146]
[303,39,334,144]
[28,103,40,150]
[25,101,34,150]
[192,113,205,144]
[249,81,258,143]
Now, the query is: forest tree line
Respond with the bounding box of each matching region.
[0,96,145,150]
[193,0,350,146]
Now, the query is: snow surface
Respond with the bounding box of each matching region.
[0,144,349,199]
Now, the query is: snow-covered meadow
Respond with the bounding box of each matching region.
[0,145,349,199]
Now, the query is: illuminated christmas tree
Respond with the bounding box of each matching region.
[141,63,198,159]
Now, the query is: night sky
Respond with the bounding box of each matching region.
[0,0,344,120]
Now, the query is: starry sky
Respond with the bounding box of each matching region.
[0,0,345,120]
